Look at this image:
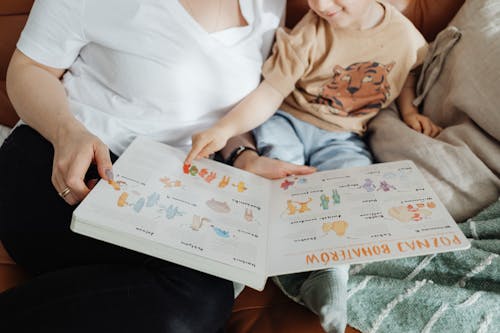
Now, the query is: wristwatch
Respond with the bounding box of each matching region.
[225,145,258,166]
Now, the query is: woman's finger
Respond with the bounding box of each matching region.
[52,172,78,205]
[94,142,113,180]
[86,178,99,190]
[64,152,92,203]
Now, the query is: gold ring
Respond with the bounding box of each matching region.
[58,187,71,198]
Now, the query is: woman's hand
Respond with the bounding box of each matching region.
[51,123,113,205]
[233,149,316,179]
[6,50,113,205]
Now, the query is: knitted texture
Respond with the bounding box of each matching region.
[347,198,500,333]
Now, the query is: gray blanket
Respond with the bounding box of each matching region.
[347,198,500,333]
[352,1,500,331]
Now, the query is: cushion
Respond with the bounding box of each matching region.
[0,0,31,127]
[422,0,500,141]
[368,0,500,222]
[0,124,10,144]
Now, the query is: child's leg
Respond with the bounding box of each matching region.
[307,132,371,332]
[301,265,349,333]
[306,132,371,332]
[253,111,305,165]
[308,131,372,171]
[274,129,372,333]
[274,266,349,333]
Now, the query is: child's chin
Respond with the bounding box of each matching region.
[325,17,350,29]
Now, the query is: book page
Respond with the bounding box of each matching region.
[73,137,271,276]
[266,160,470,276]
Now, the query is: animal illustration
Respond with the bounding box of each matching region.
[286,198,313,215]
[362,178,376,192]
[315,61,395,116]
[244,208,254,222]
[286,200,297,215]
[160,177,181,188]
[388,202,435,223]
[297,198,313,213]
[206,198,231,213]
[117,192,129,207]
[203,171,217,183]
[198,168,208,177]
[133,197,145,213]
[191,215,210,231]
[322,220,349,236]
[187,165,199,176]
[108,179,121,191]
[232,181,248,192]
[146,192,160,207]
[212,226,230,238]
[218,175,230,188]
[320,194,330,210]
[165,205,184,219]
[280,179,295,190]
[331,189,341,204]
[378,180,396,192]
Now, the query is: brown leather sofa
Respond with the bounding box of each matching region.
[0,1,465,332]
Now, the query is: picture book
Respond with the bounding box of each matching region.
[71,137,470,290]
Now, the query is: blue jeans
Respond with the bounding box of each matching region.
[254,111,372,333]
[254,111,372,171]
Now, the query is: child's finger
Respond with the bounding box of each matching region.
[184,150,197,165]
[184,134,211,164]
[430,124,442,137]
[185,140,206,164]
[421,118,432,136]
[407,118,422,132]
[197,142,219,160]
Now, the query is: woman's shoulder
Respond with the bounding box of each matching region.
[252,0,287,25]
[258,0,287,14]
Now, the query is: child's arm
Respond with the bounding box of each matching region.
[184,81,284,164]
[397,71,442,137]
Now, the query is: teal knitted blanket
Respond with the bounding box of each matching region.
[347,198,500,333]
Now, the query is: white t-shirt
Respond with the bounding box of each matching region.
[17,0,286,155]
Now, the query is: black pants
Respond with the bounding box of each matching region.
[0,126,234,333]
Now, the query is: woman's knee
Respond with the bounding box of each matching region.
[149,261,235,333]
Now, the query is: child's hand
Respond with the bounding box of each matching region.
[184,127,231,165]
[402,113,442,137]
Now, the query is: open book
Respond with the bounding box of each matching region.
[71,137,470,290]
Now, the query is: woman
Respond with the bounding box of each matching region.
[0,0,314,332]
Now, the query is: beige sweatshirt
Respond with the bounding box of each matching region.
[262,2,428,135]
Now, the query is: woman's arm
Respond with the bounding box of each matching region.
[6,49,113,204]
[7,49,75,142]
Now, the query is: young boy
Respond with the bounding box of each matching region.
[186,1,441,332]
